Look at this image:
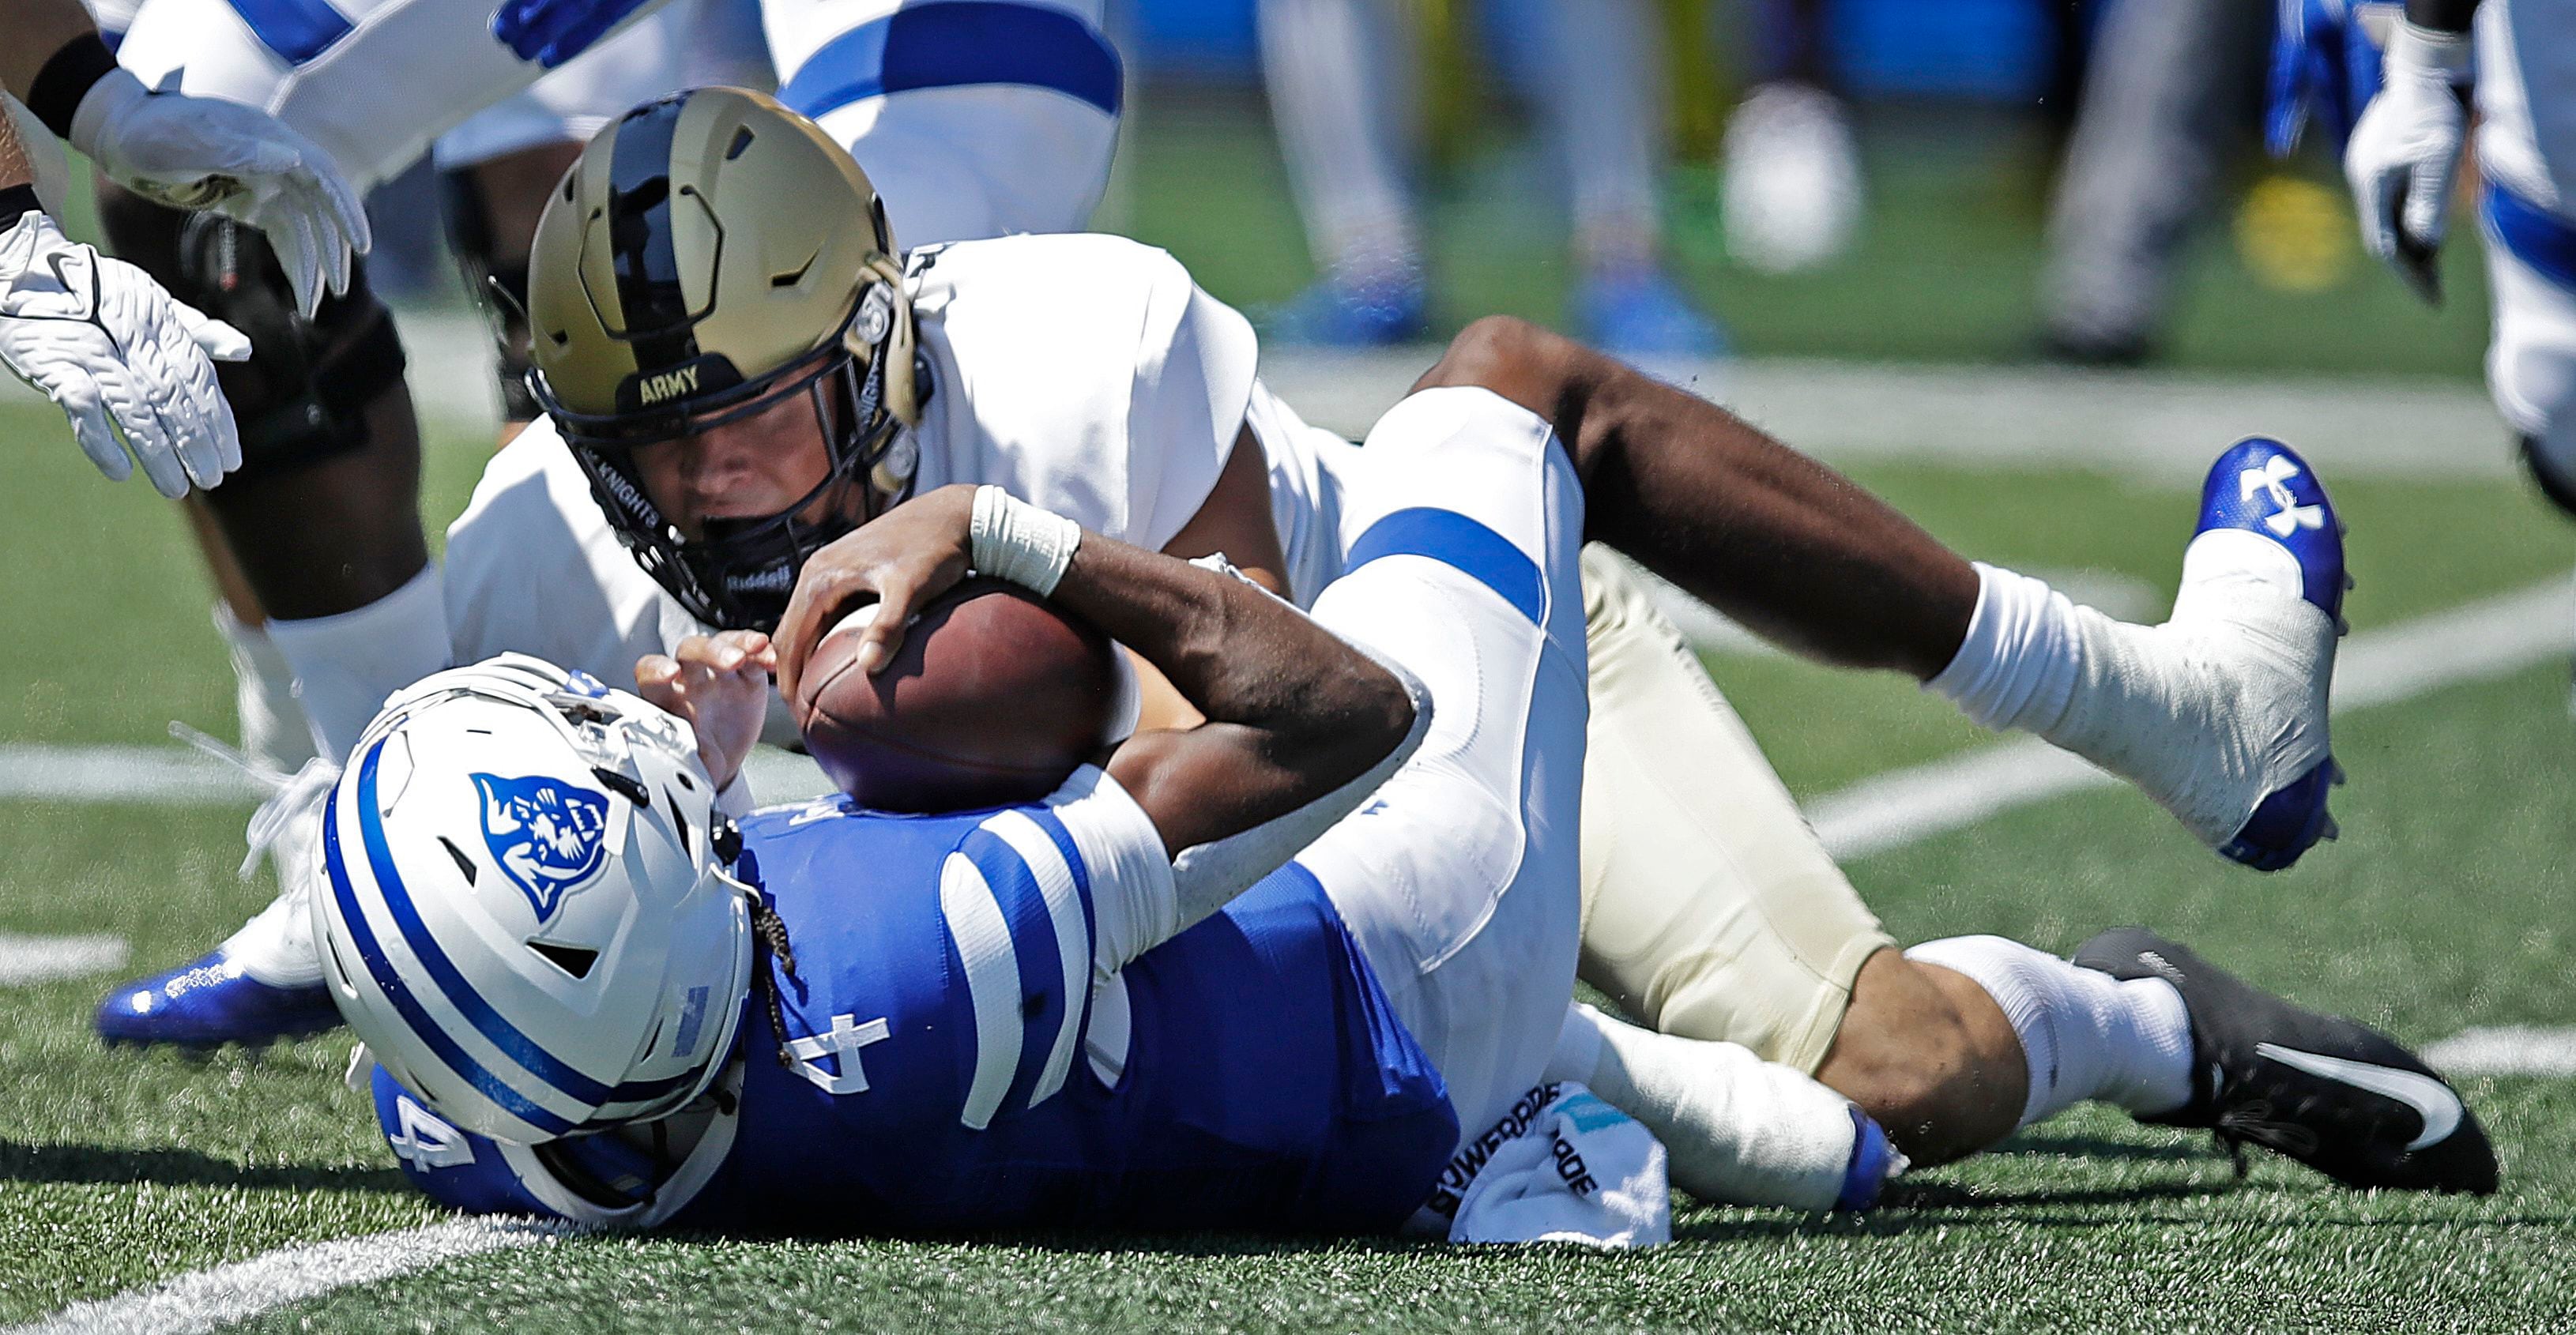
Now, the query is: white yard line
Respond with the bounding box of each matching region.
[1807,573,2576,861]
[0,742,841,809]
[0,933,126,986]
[6,318,2509,478]
[2424,1026,2576,1077]
[2,1219,569,1335]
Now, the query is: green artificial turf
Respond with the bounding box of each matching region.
[2,386,2570,1329]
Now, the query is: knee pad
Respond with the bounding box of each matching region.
[438,167,538,422]
[96,186,408,483]
[2520,432,2576,521]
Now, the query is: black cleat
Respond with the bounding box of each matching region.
[2073,927,2497,1194]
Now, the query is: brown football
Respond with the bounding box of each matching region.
[791,577,1121,812]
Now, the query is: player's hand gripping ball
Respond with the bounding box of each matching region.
[791,578,1122,811]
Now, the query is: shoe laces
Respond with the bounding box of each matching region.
[171,722,342,882]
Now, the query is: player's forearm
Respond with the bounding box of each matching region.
[1049,535,1417,856]
[0,103,31,193]
[2,0,103,105]
[1058,536,1407,761]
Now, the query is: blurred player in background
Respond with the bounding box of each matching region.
[88,0,1124,1041]
[1257,0,1861,355]
[2340,0,2576,515]
[232,90,2485,1195]
[2038,0,2273,364]
[1717,0,1866,279]
[0,0,363,496]
[1263,0,1772,355]
[2283,0,2576,507]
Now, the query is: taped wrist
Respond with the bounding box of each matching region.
[970,485,1079,596]
[28,32,119,141]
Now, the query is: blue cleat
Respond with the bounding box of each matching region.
[95,950,342,1049]
[1569,266,1727,360]
[2192,438,2348,871]
[1259,269,1429,348]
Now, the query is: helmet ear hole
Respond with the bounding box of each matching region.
[436,836,479,885]
[528,940,601,980]
[324,931,358,995]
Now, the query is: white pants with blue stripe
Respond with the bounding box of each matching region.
[111,0,1117,246]
[1293,387,1590,1137]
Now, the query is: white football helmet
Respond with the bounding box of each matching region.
[311,653,753,1143]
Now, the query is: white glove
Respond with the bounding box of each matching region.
[2344,21,2472,303]
[70,69,371,318]
[0,207,253,496]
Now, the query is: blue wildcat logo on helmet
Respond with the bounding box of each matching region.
[470,773,612,923]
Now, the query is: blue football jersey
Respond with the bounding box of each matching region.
[375,784,1459,1236]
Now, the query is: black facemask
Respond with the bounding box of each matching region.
[552,335,911,633]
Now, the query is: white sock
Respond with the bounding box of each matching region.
[211,604,318,775]
[264,564,452,762]
[1903,935,2195,1127]
[1547,1003,1881,1210]
[1259,0,1422,280]
[1925,548,2329,848]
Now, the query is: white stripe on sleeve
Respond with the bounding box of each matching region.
[939,853,1023,1130]
[981,809,1090,1109]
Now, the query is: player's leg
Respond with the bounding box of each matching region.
[1574,551,2486,1185]
[1416,315,2347,871]
[1574,549,2064,1166]
[1536,0,1721,356]
[2484,209,2576,516]
[1285,386,1881,1211]
[764,0,1116,242]
[1254,0,1428,344]
[439,140,585,442]
[1291,385,1589,1138]
[89,0,557,1044]
[1574,547,1891,1068]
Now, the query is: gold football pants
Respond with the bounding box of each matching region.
[1576,546,1896,1074]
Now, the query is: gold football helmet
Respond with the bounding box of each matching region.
[525,87,921,630]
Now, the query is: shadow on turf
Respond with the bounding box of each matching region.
[0,1138,410,1194]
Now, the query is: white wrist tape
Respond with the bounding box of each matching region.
[969,484,1079,596]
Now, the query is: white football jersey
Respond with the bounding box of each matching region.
[444,232,1328,746]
